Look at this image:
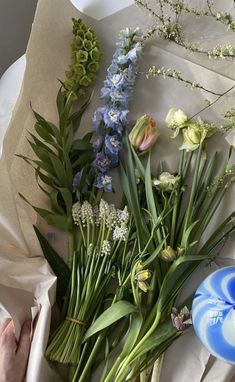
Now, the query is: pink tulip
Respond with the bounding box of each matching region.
[129,115,159,153]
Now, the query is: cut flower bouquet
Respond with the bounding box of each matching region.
[19,15,235,382]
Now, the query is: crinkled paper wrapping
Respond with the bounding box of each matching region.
[0,0,235,380]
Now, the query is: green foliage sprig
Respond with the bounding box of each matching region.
[19,19,101,306]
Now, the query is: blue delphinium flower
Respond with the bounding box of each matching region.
[73,170,82,192]
[95,173,113,192]
[95,152,111,173]
[105,135,122,156]
[92,27,142,192]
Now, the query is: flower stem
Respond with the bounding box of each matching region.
[114,310,162,382]
[151,354,164,382]
[180,144,202,244]
[170,150,184,247]
[73,335,104,382]
[68,229,76,270]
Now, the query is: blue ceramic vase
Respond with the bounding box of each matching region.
[192,266,235,364]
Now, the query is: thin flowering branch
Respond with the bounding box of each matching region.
[221,108,235,132]
[91,27,143,191]
[164,0,235,31]
[135,0,235,58]
[189,85,235,120]
[206,0,235,31]
[144,66,228,96]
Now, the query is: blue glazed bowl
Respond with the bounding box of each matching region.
[192,266,235,364]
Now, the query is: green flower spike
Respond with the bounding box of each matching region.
[63,18,101,99]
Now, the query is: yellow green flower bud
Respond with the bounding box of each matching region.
[160,246,177,262]
[74,64,86,77]
[84,30,94,41]
[137,281,150,293]
[135,270,152,281]
[90,47,101,61]
[74,35,83,48]
[88,61,100,73]
[76,50,89,62]
[134,262,152,293]
[83,39,93,51]
[80,75,92,87]
[129,115,159,153]
[177,247,185,256]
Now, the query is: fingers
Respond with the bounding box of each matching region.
[0,318,12,337]
[0,319,17,354]
[17,320,31,360]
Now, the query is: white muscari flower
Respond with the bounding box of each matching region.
[81,201,94,226]
[99,199,109,220]
[113,224,129,241]
[101,240,111,256]
[153,172,180,191]
[106,204,117,228]
[117,206,129,224]
[72,201,81,225]
[93,205,100,226]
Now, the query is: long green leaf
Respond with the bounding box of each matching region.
[121,313,143,356]
[82,301,138,342]
[58,187,73,214]
[56,87,66,118]
[49,153,68,187]
[70,93,93,133]
[145,155,158,223]
[32,109,61,142]
[19,193,71,231]
[33,225,70,309]
[158,253,214,311]
[49,190,65,214]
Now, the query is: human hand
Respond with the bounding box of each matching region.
[0,318,31,382]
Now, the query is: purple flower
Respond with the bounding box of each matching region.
[126,43,142,62]
[171,306,192,331]
[73,171,82,192]
[109,89,131,106]
[107,62,119,76]
[93,136,103,152]
[122,66,136,84]
[95,173,113,192]
[110,154,119,168]
[110,74,126,88]
[105,135,122,156]
[72,170,88,195]
[103,108,129,129]
[92,107,106,131]
[100,86,111,99]
[91,27,142,192]
[94,152,111,173]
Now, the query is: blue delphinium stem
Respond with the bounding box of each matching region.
[92,27,143,191]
